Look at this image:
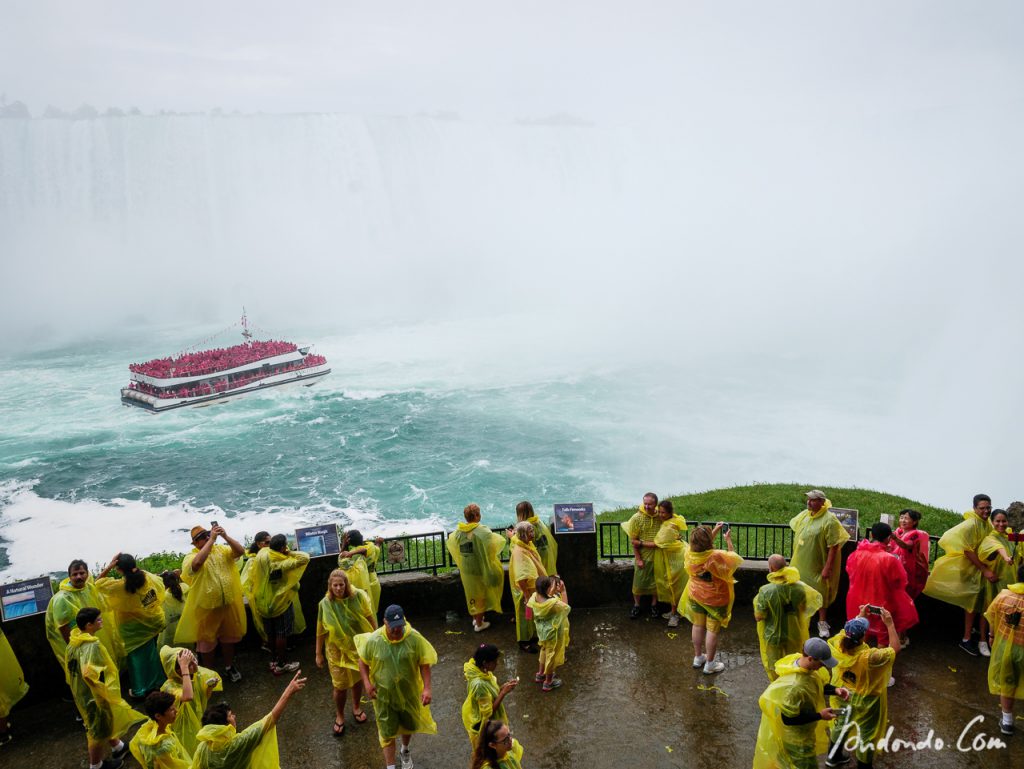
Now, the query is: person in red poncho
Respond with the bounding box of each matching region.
[846,522,919,646]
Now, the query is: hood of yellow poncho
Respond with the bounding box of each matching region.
[767,566,801,585]
[687,548,715,565]
[1009,583,1024,594]
[196,723,236,750]
[806,499,833,518]
[68,627,98,649]
[665,515,687,531]
[59,577,92,594]
[134,719,173,747]
[457,522,480,532]
[637,505,658,519]
[159,644,185,682]
[384,623,413,643]
[511,535,538,553]
[963,510,994,530]
[463,659,493,683]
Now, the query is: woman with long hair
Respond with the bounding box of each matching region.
[678,523,742,675]
[338,530,384,613]
[96,553,167,697]
[508,521,547,653]
[469,719,524,769]
[315,569,377,735]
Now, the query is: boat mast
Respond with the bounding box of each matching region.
[241,307,253,344]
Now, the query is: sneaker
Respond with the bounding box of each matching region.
[958,640,980,657]
[629,605,641,619]
[473,620,491,632]
[225,665,243,683]
[661,611,674,620]
[111,741,129,760]
[887,676,895,688]
[667,614,680,628]
[979,641,991,657]
[270,661,300,676]
[1000,721,1014,736]
[703,660,725,675]
[534,672,546,682]
[542,677,563,692]
[899,635,910,649]
[400,747,414,769]
[692,654,707,668]
[817,621,830,638]
[825,749,850,767]
[650,605,661,618]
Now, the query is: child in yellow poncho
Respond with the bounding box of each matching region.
[191,670,306,769]
[462,643,517,745]
[158,645,222,755]
[527,575,571,692]
[638,499,688,627]
[130,687,193,768]
[508,522,547,651]
[66,607,146,769]
[754,555,823,681]
[0,627,28,745]
[96,553,167,698]
[789,491,850,638]
[249,534,310,675]
[447,503,506,632]
[621,493,662,618]
[315,569,377,735]
[679,523,742,675]
[984,568,1024,737]
[46,559,125,674]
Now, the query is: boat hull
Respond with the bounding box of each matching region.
[122,367,330,413]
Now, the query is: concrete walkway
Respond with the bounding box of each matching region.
[3,606,1017,768]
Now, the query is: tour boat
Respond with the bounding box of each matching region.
[121,314,330,412]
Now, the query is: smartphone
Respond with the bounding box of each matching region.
[210,520,219,528]
[721,523,731,534]
[868,605,882,615]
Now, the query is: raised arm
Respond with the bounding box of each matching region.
[268,671,306,725]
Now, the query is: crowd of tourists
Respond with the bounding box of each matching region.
[1,490,1022,769]
[129,340,299,379]
[128,355,329,399]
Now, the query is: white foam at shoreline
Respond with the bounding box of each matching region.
[0,480,447,581]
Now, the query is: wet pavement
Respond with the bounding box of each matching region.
[4,606,1019,768]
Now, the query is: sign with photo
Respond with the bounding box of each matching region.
[553,503,596,534]
[831,507,860,542]
[295,524,342,558]
[1,577,54,621]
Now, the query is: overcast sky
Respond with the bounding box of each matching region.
[3,1,1022,123]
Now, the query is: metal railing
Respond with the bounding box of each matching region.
[372,524,517,576]
[599,521,794,562]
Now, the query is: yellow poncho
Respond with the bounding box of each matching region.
[653,515,689,608]
[621,507,661,595]
[96,571,167,655]
[250,548,309,633]
[0,628,28,719]
[923,511,993,612]
[317,588,376,690]
[754,567,823,681]
[338,546,372,596]
[45,577,125,673]
[66,628,146,746]
[789,500,850,608]
[129,719,192,769]
[355,624,438,745]
[508,537,547,642]
[175,544,246,645]
[527,515,558,576]
[678,548,744,628]
[239,554,266,642]
[364,541,382,613]
[447,522,506,615]
[979,529,1022,611]
[482,739,524,769]
[461,659,508,743]
[158,645,223,754]
[827,632,896,761]
[192,717,279,769]
[159,584,189,649]
[753,654,831,769]
[985,583,1024,700]
[527,592,571,674]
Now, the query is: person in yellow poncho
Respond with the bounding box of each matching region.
[129,690,193,769]
[46,559,125,674]
[979,510,1022,653]
[984,565,1024,737]
[789,490,850,639]
[315,569,377,735]
[158,571,189,649]
[158,645,222,755]
[515,500,558,576]
[754,555,823,681]
[66,607,146,769]
[338,530,378,605]
[637,499,689,627]
[461,643,517,745]
[96,553,167,698]
[825,611,900,767]
[679,523,742,675]
[357,605,438,769]
[470,720,525,769]
[447,503,506,632]
[923,493,995,657]
[527,575,571,692]
[0,626,28,746]
[239,532,271,648]
[192,670,306,769]
[622,492,662,618]
[508,521,547,653]
[176,524,246,682]
[753,638,850,769]
[250,534,310,676]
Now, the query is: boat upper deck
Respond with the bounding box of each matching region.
[129,339,301,382]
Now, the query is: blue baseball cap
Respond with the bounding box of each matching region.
[383,604,406,629]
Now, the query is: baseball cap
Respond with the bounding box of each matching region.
[383,604,406,629]
[803,637,838,669]
[805,490,826,501]
[844,617,870,640]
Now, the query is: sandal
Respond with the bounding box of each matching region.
[332,720,345,736]
[353,710,368,724]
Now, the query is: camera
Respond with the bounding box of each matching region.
[867,605,882,615]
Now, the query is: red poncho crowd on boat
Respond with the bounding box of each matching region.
[128,354,328,399]
[129,340,299,378]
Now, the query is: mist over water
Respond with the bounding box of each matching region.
[1,104,1022,578]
